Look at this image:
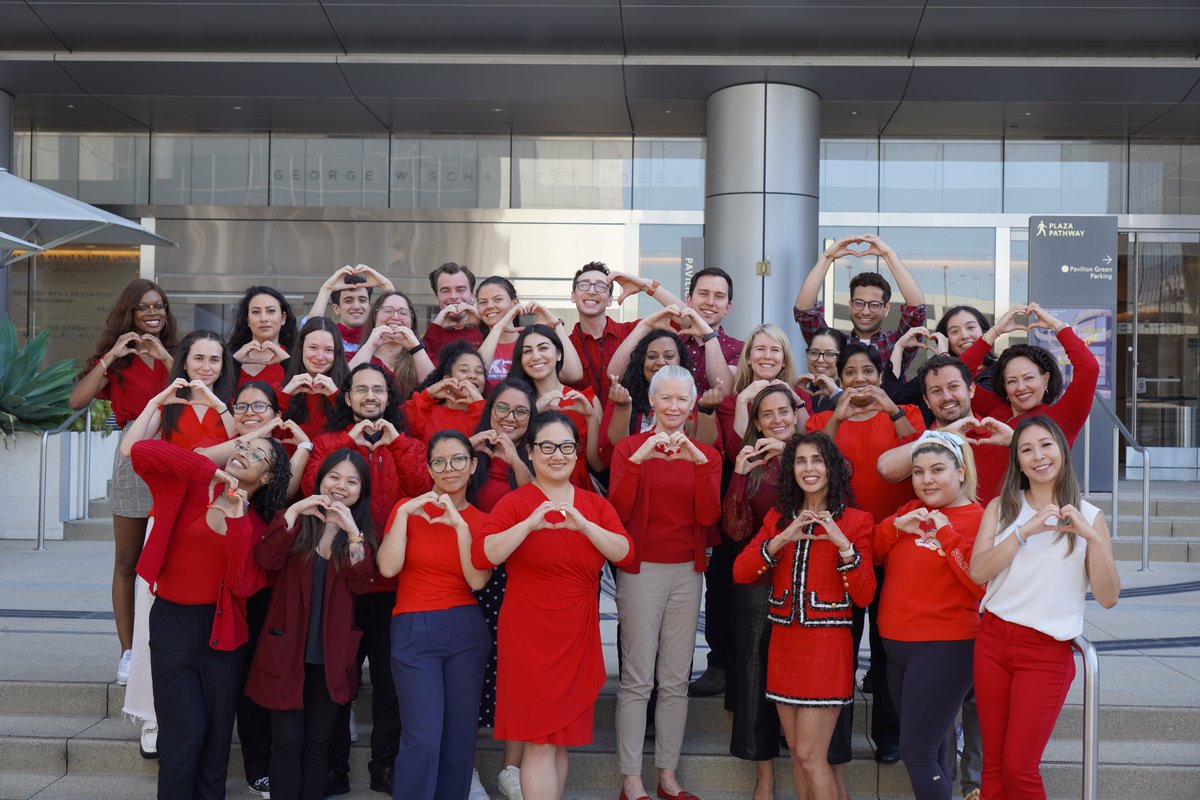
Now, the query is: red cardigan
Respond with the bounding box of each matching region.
[132,439,273,651]
[402,388,485,443]
[608,430,722,574]
[244,524,379,709]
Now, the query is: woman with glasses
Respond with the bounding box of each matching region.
[609,365,722,800]
[280,317,351,441]
[472,411,633,800]
[799,327,847,415]
[130,428,291,800]
[377,430,493,800]
[245,449,378,800]
[69,278,178,687]
[228,285,299,390]
[403,340,488,443]
[350,290,435,400]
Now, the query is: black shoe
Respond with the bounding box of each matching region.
[874,742,901,764]
[687,666,726,697]
[324,770,350,797]
[369,766,393,795]
[860,673,874,694]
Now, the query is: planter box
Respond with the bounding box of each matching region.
[0,431,118,540]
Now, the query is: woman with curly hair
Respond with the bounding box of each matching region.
[228,285,299,390]
[245,449,378,800]
[280,317,351,441]
[599,328,691,464]
[403,340,488,442]
[350,290,435,400]
[68,278,178,684]
[957,302,1098,446]
[130,428,291,800]
[733,431,876,800]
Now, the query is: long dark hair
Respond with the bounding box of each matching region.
[467,378,537,505]
[90,279,179,386]
[476,275,518,337]
[618,330,690,431]
[325,363,407,433]
[235,381,280,418]
[160,330,237,441]
[740,384,801,499]
[936,305,997,368]
[414,340,485,394]
[245,438,292,522]
[774,431,855,527]
[227,285,299,355]
[289,449,375,571]
[507,324,566,387]
[283,317,349,426]
[997,416,1080,555]
[993,344,1063,406]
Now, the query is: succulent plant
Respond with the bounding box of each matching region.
[0,316,78,437]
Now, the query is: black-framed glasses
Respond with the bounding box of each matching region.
[532,441,578,455]
[233,440,274,466]
[573,280,612,295]
[850,299,885,312]
[493,402,531,420]
[350,385,388,396]
[429,454,471,473]
[134,303,166,313]
[808,350,839,362]
[232,401,272,414]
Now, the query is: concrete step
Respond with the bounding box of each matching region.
[60,518,112,542]
[88,499,112,520]
[1111,515,1200,538]
[1111,538,1200,562]
[1084,495,1200,519]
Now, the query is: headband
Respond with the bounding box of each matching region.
[910,429,965,466]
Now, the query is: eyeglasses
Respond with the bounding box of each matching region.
[350,385,388,396]
[377,306,411,320]
[532,441,578,455]
[573,280,612,295]
[233,440,274,465]
[850,299,885,312]
[232,401,272,414]
[493,402,531,421]
[134,303,166,313]
[808,350,839,362]
[429,454,471,473]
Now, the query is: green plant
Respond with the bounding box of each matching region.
[65,399,114,436]
[0,316,78,436]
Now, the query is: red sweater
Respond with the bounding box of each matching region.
[422,323,483,364]
[402,389,485,443]
[873,499,986,642]
[960,326,1099,446]
[385,501,488,614]
[245,524,379,709]
[132,439,273,651]
[608,431,722,573]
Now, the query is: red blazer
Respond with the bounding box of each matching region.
[733,506,876,628]
[245,523,379,709]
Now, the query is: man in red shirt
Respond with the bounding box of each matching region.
[422,262,484,359]
[567,260,683,404]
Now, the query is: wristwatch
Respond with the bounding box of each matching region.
[888,408,905,422]
[701,331,719,344]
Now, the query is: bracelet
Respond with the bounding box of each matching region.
[698,404,716,416]
[347,534,364,545]
[220,405,232,416]
[838,545,855,559]
[888,408,905,421]
[296,441,314,452]
[1013,527,1027,546]
[407,343,426,355]
[701,331,719,344]
[555,317,565,327]
[99,358,110,375]
[647,279,660,297]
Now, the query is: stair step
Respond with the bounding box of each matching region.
[1110,539,1199,562]
[87,499,112,520]
[60,519,113,542]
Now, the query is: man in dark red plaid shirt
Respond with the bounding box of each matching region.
[794,233,927,379]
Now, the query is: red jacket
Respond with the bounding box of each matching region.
[303,427,433,593]
[244,524,379,709]
[132,439,273,651]
[733,506,876,628]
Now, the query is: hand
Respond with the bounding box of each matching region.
[992,304,1031,336]
[432,493,466,528]
[557,389,594,418]
[894,506,932,535]
[926,509,950,532]
[433,303,480,329]
[446,378,483,404]
[491,430,520,465]
[968,416,1013,447]
[323,264,360,292]
[524,301,559,328]
[860,385,898,416]
[154,377,192,408]
[353,264,391,289]
[1018,504,1062,540]
[1027,302,1067,333]
[276,418,311,447]
[348,419,376,449]
[290,494,330,523]
[239,416,283,442]
[324,500,359,536]
[380,324,419,350]
[107,331,143,362]
[642,306,680,332]
[1057,504,1100,542]
[209,487,248,519]
[608,376,632,408]
[398,491,444,523]
[188,380,226,411]
[798,372,838,398]
[823,235,862,260]
[856,233,894,259]
[608,271,647,305]
[282,373,314,396]
[698,378,725,410]
[677,306,713,339]
[830,385,861,422]
[670,431,709,465]
[794,510,852,551]
[136,334,172,362]
[426,378,459,403]
[309,374,338,397]
[526,500,570,530]
[207,469,238,506]
[738,378,773,403]
[631,431,673,464]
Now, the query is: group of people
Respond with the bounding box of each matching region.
[69,234,1120,800]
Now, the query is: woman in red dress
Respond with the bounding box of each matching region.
[508,325,605,490]
[350,290,435,399]
[403,340,488,442]
[733,431,876,800]
[228,285,298,390]
[280,317,350,441]
[472,410,633,800]
[68,278,177,684]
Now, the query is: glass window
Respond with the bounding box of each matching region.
[820,139,879,212]
[637,224,704,318]
[1003,140,1126,214]
[151,134,269,205]
[632,138,704,210]
[880,140,1002,213]
[28,133,150,204]
[11,132,33,179]
[1129,142,1200,215]
[391,137,510,209]
[512,137,632,210]
[270,137,389,208]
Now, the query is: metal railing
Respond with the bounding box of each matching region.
[1081,392,1152,571]
[1071,635,1100,800]
[35,402,94,552]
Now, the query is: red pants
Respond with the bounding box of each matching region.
[974,612,1075,800]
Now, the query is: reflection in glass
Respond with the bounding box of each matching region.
[820,140,878,212]
[391,137,510,209]
[1003,141,1125,214]
[632,138,704,210]
[880,140,1002,213]
[270,137,389,208]
[29,133,150,204]
[151,134,269,205]
[512,137,632,210]
[1129,142,1200,215]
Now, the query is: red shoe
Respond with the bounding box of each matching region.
[657,785,701,800]
[619,791,652,800]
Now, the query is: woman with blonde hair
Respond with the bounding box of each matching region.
[720,323,809,459]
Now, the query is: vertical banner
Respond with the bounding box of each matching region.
[1028,215,1118,489]
[681,237,704,299]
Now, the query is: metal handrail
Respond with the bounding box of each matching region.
[35,401,94,552]
[1071,635,1100,800]
[1081,392,1151,571]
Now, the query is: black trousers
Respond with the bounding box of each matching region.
[269,664,346,800]
[727,581,780,761]
[700,534,737,671]
[150,598,247,800]
[329,592,400,781]
[237,587,273,783]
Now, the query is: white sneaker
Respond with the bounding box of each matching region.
[139,721,158,759]
[468,769,491,800]
[247,776,270,798]
[496,766,523,800]
[117,650,132,685]
[349,708,358,743]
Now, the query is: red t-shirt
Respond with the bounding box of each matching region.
[95,355,169,429]
[806,405,926,523]
[386,501,487,615]
[874,499,986,641]
[155,512,228,605]
[487,340,517,389]
[402,389,485,444]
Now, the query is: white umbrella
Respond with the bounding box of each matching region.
[0,167,174,267]
[0,230,43,254]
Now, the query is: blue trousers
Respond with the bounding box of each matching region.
[391,604,490,800]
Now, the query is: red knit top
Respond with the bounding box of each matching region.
[385,501,488,615]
